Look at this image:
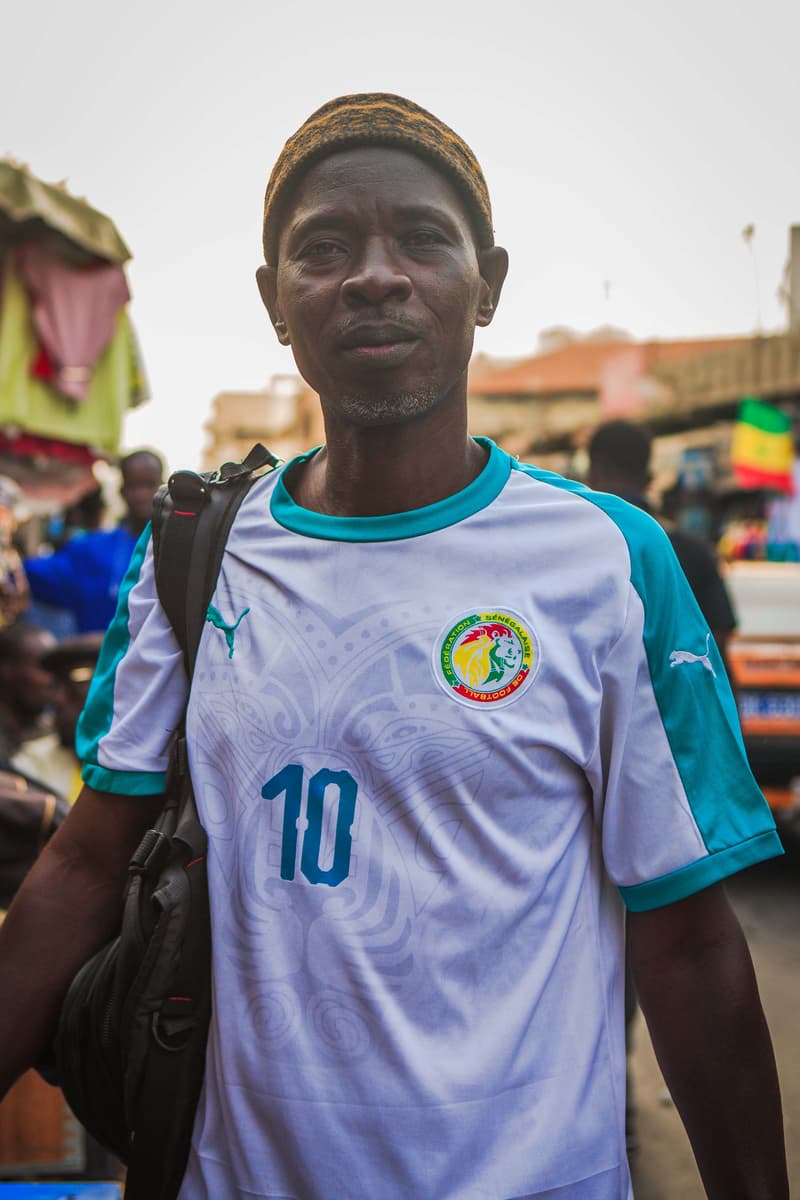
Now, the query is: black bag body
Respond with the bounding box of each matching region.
[53,444,280,1199]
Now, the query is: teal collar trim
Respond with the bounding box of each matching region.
[270,437,510,542]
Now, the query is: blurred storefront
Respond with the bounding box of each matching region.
[468,330,800,555]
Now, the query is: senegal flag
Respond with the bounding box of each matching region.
[731,397,795,494]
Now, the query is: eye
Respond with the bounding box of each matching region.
[299,238,345,261]
[402,228,448,249]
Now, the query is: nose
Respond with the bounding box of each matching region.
[341,237,412,306]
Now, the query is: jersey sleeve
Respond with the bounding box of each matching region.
[76,525,188,796]
[589,504,782,911]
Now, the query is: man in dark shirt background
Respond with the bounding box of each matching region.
[588,419,736,667]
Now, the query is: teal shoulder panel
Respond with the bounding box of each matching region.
[512,462,777,859]
[621,830,784,911]
[75,523,152,771]
[271,438,511,541]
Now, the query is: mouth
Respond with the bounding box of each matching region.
[338,324,420,363]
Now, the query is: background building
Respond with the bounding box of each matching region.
[202,374,324,470]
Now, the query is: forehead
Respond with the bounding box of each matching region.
[122,456,161,483]
[279,146,475,241]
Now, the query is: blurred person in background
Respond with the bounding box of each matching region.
[588,419,737,672]
[25,486,108,639]
[24,449,164,634]
[12,633,103,805]
[0,477,30,629]
[0,622,57,763]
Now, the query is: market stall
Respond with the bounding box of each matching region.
[0,159,147,511]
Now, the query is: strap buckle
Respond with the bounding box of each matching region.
[207,443,281,486]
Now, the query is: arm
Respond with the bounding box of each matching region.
[0,783,163,1098]
[629,883,788,1199]
[23,543,80,610]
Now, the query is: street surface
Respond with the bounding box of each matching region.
[629,824,799,1198]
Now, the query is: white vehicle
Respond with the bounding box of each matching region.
[725,562,800,819]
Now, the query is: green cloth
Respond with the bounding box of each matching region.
[0,268,140,455]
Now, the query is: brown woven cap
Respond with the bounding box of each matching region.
[262,92,494,264]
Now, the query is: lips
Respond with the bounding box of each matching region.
[338,323,419,350]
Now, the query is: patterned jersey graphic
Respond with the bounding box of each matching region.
[435,609,539,706]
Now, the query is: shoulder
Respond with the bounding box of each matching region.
[510,461,676,579]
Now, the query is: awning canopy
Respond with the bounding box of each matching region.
[0,160,131,265]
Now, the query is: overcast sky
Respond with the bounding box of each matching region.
[4,0,798,470]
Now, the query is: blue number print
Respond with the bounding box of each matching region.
[262,765,357,887]
[261,763,303,881]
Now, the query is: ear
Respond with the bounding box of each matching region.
[475,246,509,328]
[256,265,290,346]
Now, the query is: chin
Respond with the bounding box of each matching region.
[335,384,445,426]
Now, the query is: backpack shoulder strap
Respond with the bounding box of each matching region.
[151,443,280,674]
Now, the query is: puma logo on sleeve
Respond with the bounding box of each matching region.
[668,632,716,677]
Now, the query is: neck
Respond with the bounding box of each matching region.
[124,515,147,537]
[287,398,486,518]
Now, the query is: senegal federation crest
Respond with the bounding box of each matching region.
[434,609,539,707]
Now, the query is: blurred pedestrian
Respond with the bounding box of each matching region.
[588,419,737,671]
[12,633,103,804]
[0,622,57,762]
[24,449,164,633]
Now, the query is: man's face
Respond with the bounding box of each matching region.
[121,457,162,526]
[5,630,57,719]
[258,147,506,428]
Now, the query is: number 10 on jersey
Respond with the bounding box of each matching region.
[262,764,358,887]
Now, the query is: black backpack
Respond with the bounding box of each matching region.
[52,444,280,1199]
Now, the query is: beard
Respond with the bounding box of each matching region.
[333,382,445,427]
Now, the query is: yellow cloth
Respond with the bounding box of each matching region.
[0,267,141,456]
[12,733,82,804]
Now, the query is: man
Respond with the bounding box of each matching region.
[588,419,737,667]
[12,633,104,804]
[0,94,789,1199]
[24,449,164,633]
[0,622,57,762]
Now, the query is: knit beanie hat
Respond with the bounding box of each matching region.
[262,92,494,264]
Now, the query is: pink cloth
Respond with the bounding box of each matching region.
[16,243,130,402]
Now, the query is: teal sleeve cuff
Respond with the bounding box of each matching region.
[81,763,167,796]
[620,829,784,912]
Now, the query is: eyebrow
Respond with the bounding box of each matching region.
[286,203,465,245]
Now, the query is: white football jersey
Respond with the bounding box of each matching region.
[78,439,780,1200]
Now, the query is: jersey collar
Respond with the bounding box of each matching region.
[270,437,510,542]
